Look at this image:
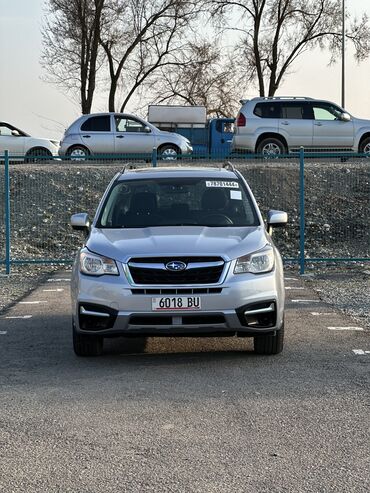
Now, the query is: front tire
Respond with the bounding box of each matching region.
[67,145,90,161]
[25,148,52,163]
[254,323,284,355]
[256,138,286,157]
[158,144,180,161]
[73,324,103,357]
[359,136,370,155]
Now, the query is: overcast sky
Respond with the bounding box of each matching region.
[0,0,369,139]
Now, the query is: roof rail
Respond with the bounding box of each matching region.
[250,96,313,101]
[223,161,236,172]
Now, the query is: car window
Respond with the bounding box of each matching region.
[215,121,234,133]
[115,117,147,133]
[98,177,259,228]
[280,103,312,119]
[80,116,111,132]
[313,104,342,121]
[253,103,280,118]
[0,125,13,136]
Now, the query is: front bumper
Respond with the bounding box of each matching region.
[71,267,284,337]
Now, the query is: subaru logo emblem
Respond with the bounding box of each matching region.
[165,261,187,272]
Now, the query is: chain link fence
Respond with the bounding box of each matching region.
[0,151,369,274]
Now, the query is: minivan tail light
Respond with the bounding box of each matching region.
[236,113,246,126]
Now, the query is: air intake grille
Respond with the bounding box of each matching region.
[128,256,225,285]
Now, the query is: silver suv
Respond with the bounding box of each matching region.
[70,165,287,357]
[59,112,192,159]
[232,96,370,156]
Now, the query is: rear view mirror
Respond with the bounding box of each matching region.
[267,210,287,235]
[11,130,20,136]
[144,126,151,133]
[71,213,90,232]
[339,112,351,122]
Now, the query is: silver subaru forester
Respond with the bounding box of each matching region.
[70,165,287,357]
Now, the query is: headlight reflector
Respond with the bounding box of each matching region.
[80,251,119,276]
[234,247,274,274]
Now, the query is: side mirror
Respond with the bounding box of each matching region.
[144,126,151,133]
[11,130,20,136]
[267,210,288,235]
[339,112,351,122]
[71,213,90,232]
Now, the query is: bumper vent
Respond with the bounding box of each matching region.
[78,303,118,331]
[236,301,276,328]
[131,288,222,295]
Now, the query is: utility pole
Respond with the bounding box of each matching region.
[341,0,345,108]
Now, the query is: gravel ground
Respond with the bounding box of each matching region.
[303,265,370,330]
[0,265,67,313]
[0,264,369,330]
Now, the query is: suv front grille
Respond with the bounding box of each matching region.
[127,256,225,285]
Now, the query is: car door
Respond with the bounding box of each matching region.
[79,115,114,154]
[114,115,155,154]
[0,123,26,156]
[278,102,313,149]
[311,103,354,148]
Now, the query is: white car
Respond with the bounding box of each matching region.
[0,121,59,160]
[232,96,370,155]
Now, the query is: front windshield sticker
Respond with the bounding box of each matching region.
[230,190,242,200]
[205,181,239,188]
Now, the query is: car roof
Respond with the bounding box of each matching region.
[117,166,240,181]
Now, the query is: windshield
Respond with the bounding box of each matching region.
[97,177,259,228]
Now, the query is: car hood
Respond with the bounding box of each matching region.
[156,129,189,142]
[86,226,268,263]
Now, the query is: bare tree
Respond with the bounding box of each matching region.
[209,0,370,96]
[149,39,243,118]
[42,0,105,113]
[99,0,199,112]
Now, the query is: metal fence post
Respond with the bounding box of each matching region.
[152,147,157,167]
[4,150,11,275]
[299,147,305,275]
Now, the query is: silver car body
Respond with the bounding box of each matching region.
[232,96,370,154]
[59,112,192,157]
[71,167,286,355]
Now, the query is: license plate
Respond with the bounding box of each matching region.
[151,296,201,311]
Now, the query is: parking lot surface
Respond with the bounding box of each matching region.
[0,272,369,492]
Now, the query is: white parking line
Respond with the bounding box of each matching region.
[47,278,70,282]
[285,287,304,290]
[352,349,370,355]
[310,312,332,316]
[292,299,321,303]
[0,331,7,335]
[19,301,48,305]
[43,288,64,292]
[285,277,299,281]
[5,315,33,319]
[328,326,364,331]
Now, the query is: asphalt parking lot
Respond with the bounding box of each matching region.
[0,272,369,493]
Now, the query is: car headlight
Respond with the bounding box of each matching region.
[234,246,274,274]
[80,251,119,276]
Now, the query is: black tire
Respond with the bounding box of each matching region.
[158,144,180,161]
[359,136,370,155]
[66,145,90,161]
[73,325,103,357]
[25,147,52,163]
[254,323,284,355]
[256,137,286,157]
